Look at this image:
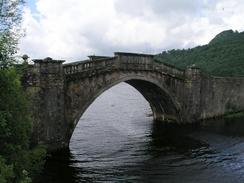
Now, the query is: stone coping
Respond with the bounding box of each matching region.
[114,52,154,57]
[33,57,65,63]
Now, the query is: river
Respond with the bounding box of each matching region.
[35,82,244,183]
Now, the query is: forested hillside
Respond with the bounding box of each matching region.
[155,30,244,76]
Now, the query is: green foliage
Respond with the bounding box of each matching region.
[209,30,241,45]
[0,1,47,183]
[155,30,244,77]
[19,171,32,183]
[224,111,244,120]
[0,69,31,155]
[0,156,14,183]
[0,68,45,183]
[0,69,47,183]
[26,146,47,179]
[0,0,25,68]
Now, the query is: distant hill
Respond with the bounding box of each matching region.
[154,30,244,76]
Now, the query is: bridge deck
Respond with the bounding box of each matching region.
[63,52,185,79]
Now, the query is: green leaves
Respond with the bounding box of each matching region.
[0,0,25,68]
[0,156,14,183]
[0,0,24,31]
[25,146,47,179]
[0,67,47,183]
[155,29,244,77]
[0,1,46,183]
[0,69,31,151]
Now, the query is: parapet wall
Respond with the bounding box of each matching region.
[22,53,244,151]
[200,75,244,119]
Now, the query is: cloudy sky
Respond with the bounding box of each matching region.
[19,0,244,61]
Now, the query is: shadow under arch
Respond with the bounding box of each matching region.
[65,76,182,146]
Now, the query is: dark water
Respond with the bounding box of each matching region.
[36,83,244,183]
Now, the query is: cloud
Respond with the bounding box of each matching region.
[19,0,244,61]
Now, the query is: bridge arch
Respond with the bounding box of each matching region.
[26,54,244,151]
[65,74,182,145]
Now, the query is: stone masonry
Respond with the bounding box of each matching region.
[24,52,244,151]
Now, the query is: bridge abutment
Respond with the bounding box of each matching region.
[32,58,68,150]
[23,52,244,152]
[184,66,202,122]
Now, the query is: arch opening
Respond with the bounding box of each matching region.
[66,78,181,146]
[126,79,181,122]
[70,82,153,150]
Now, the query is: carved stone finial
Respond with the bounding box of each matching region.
[187,64,200,70]
[22,54,29,63]
[44,57,53,62]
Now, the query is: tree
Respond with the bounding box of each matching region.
[0,1,46,182]
[155,30,244,77]
[0,156,14,183]
[0,0,24,68]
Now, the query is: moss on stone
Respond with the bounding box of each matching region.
[223,111,244,120]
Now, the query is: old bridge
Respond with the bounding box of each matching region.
[24,52,244,151]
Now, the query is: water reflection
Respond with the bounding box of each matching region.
[150,122,208,152]
[200,118,244,137]
[36,118,244,183]
[35,83,244,183]
[34,151,78,183]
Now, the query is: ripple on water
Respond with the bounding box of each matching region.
[36,83,244,183]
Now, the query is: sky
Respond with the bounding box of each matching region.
[19,0,244,61]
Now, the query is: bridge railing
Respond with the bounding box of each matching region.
[63,53,185,79]
[115,52,185,77]
[117,53,185,78]
[119,56,154,70]
[153,61,185,78]
[63,57,117,74]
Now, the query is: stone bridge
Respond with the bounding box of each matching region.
[24,52,244,151]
